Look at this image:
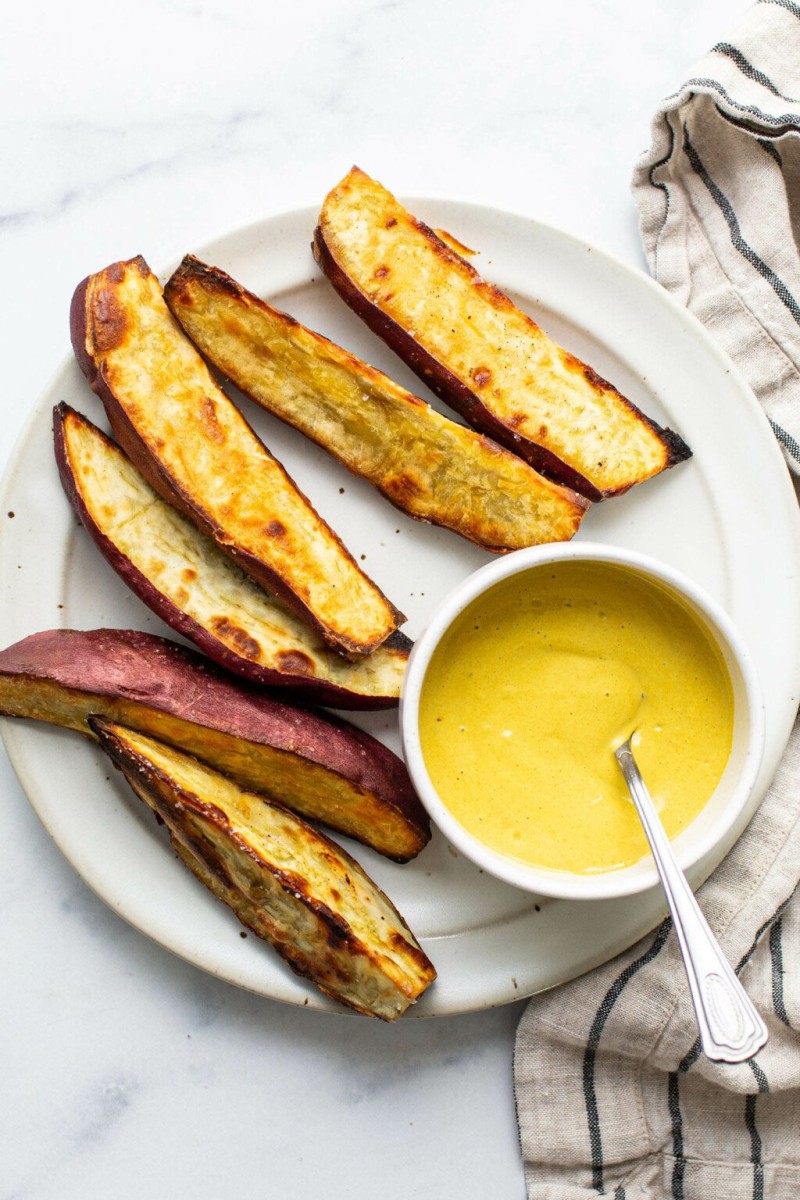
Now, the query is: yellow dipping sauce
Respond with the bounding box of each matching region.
[418,561,734,874]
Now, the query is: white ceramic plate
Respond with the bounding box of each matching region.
[2,201,800,1018]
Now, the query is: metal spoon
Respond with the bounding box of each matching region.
[615,736,768,1064]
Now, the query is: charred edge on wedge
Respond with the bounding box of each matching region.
[0,627,431,860]
[53,403,410,709]
[313,171,693,502]
[311,224,606,501]
[91,718,436,1019]
[70,257,406,659]
[165,255,588,548]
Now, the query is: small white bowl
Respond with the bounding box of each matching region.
[400,542,765,900]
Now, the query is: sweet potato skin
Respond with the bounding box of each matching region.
[313,222,601,498]
[0,628,430,860]
[92,719,436,1018]
[164,255,588,551]
[70,256,405,659]
[53,403,410,710]
[314,167,692,503]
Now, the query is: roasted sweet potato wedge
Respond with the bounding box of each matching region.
[92,719,436,1018]
[164,256,588,551]
[54,404,409,709]
[314,167,692,502]
[0,628,430,860]
[70,255,404,658]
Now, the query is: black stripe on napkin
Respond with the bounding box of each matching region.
[583,919,672,1194]
[682,126,800,327]
[668,1039,771,1198]
[711,100,797,146]
[758,0,800,21]
[711,43,800,103]
[749,1058,771,1092]
[667,1070,686,1199]
[745,1060,769,1200]
[647,112,677,258]
[757,137,784,166]
[648,113,675,198]
[668,1038,702,1200]
[739,895,794,974]
[681,77,800,133]
[769,419,800,465]
[669,902,783,1198]
[713,104,800,141]
[745,1097,765,1200]
[770,915,792,1024]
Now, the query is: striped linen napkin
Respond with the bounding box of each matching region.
[514,5,800,1196]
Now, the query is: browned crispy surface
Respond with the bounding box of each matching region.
[0,628,430,860]
[93,719,436,1018]
[314,167,692,502]
[54,404,410,709]
[70,255,404,657]
[165,256,588,551]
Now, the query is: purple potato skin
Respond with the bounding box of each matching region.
[53,403,410,710]
[311,223,606,501]
[69,260,405,659]
[0,627,430,860]
[312,188,691,502]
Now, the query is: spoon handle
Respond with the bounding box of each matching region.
[615,742,768,1064]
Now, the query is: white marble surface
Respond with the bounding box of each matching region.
[1,1,740,1195]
